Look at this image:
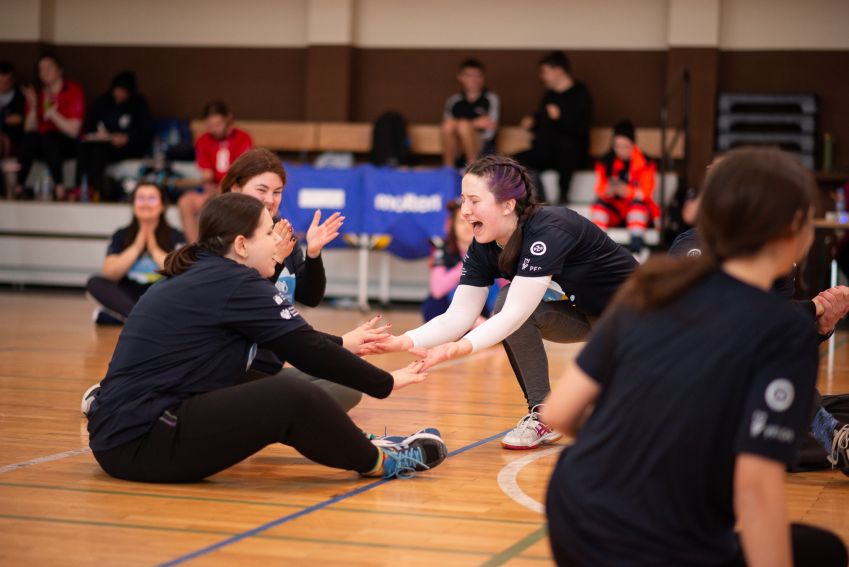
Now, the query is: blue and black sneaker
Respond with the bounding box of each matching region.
[366,431,448,479]
[372,427,442,448]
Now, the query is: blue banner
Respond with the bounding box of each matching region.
[361,165,461,259]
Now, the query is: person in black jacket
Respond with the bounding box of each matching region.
[515,51,591,205]
[0,61,25,197]
[78,71,154,201]
[87,192,447,483]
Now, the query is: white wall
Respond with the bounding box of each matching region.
[0,0,42,42]
[4,0,849,50]
[353,0,670,49]
[720,0,849,50]
[51,0,309,47]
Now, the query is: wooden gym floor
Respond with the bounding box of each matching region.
[1,290,848,566]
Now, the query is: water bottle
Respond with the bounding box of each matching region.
[836,186,847,224]
[80,174,90,203]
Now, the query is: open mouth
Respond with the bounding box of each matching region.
[470,220,483,233]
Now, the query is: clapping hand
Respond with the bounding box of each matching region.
[306,210,344,258]
[272,218,296,263]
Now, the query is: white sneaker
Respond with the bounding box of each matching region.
[81,382,101,417]
[501,405,562,450]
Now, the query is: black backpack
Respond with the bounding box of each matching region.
[370,111,410,166]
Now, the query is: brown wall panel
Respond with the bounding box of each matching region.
[351,49,667,129]
[0,42,46,85]
[719,50,849,168]
[2,42,307,121]
[305,45,353,121]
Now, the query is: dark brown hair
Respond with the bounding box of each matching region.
[220,148,287,194]
[614,147,816,312]
[465,155,542,277]
[162,193,265,276]
[122,182,175,252]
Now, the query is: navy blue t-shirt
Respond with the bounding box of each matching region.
[88,253,307,451]
[460,207,637,316]
[548,269,818,566]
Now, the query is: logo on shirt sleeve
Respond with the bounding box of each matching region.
[273,294,284,305]
[530,241,547,256]
[522,257,530,270]
[687,248,702,257]
[764,378,794,412]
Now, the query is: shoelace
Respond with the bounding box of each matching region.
[829,424,849,468]
[386,446,429,479]
[512,411,542,433]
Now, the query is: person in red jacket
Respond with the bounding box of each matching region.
[179,101,253,242]
[17,54,85,200]
[590,120,659,255]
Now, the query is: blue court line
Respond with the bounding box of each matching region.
[159,428,512,567]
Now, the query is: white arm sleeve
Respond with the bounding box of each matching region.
[404,285,489,349]
[463,275,551,352]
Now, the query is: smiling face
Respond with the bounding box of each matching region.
[237,208,281,278]
[232,172,284,215]
[38,57,62,87]
[459,173,517,245]
[133,184,164,223]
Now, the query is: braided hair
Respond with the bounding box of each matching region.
[464,155,542,277]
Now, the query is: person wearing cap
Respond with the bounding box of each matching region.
[78,70,155,201]
[590,119,659,256]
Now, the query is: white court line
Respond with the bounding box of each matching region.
[0,447,91,475]
[497,446,563,514]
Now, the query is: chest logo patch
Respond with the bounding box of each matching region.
[764,378,794,412]
[530,241,547,256]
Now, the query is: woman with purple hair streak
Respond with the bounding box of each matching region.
[374,155,638,449]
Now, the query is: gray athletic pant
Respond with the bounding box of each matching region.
[493,284,597,411]
[243,366,363,412]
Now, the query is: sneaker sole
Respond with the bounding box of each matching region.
[501,432,563,450]
[372,432,444,448]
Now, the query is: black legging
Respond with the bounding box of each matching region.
[86,276,150,319]
[92,375,379,483]
[17,131,77,187]
[76,141,145,201]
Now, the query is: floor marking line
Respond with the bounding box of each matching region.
[496,446,563,514]
[159,428,510,566]
[0,447,91,475]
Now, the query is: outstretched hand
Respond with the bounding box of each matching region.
[391,360,428,390]
[306,210,344,258]
[408,339,473,372]
[812,285,849,336]
[368,333,414,355]
[342,315,392,356]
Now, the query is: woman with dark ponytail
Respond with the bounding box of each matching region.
[542,148,847,566]
[86,192,447,483]
[376,154,637,449]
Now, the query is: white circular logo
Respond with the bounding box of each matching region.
[765,378,794,412]
[530,241,547,256]
[686,248,702,257]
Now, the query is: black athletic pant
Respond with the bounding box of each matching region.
[86,276,150,319]
[17,131,77,187]
[92,375,380,483]
[77,141,144,201]
[514,138,581,205]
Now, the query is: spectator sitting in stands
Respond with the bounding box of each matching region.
[77,71,154,202]
[178,101,253,242]
[423,198,501,324]
[0,61,25,197]
[86,182,185,325]
[515,51,591,204]
[590,120,659,257]
[441,59,500,168]
[17,54,85,200]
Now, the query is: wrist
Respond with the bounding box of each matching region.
[306,247,321,259]
[456,338,473,356]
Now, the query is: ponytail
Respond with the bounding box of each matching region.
[162,243,200,277]
[612,254,716,312]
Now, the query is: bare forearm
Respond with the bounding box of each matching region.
[101,248,141,281]
[50,114,81,138]
[735,457,792,567]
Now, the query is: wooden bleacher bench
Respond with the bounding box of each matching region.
[191,120,684,162]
